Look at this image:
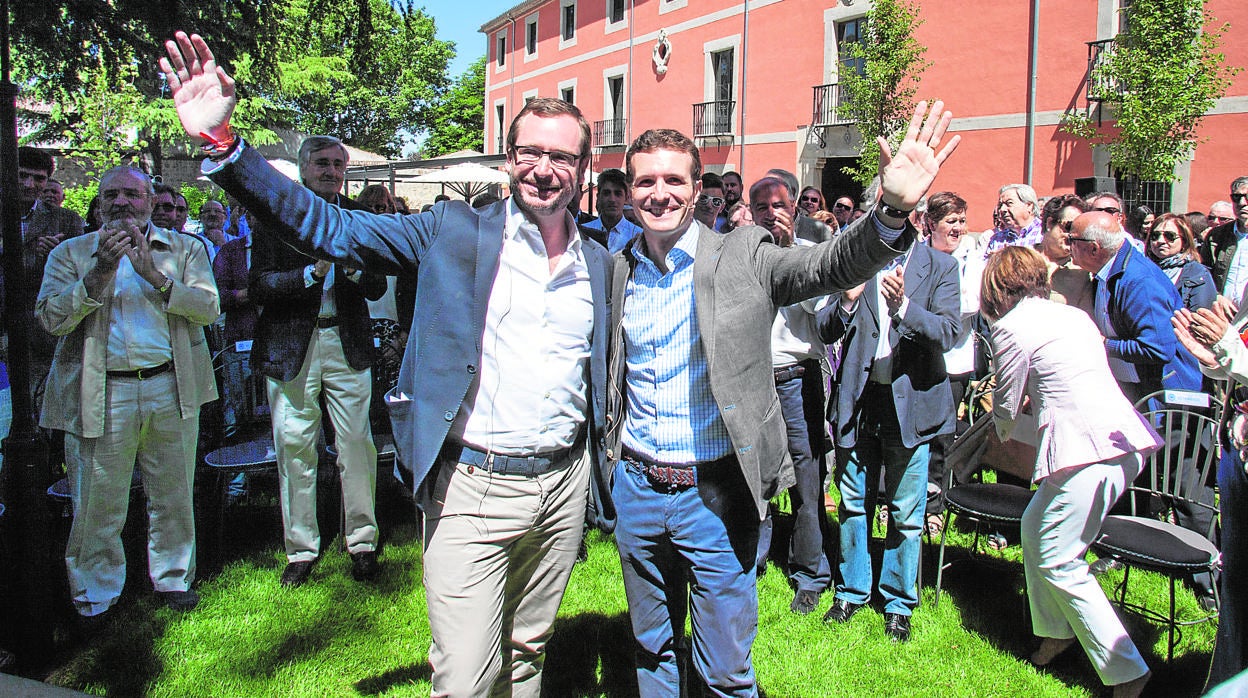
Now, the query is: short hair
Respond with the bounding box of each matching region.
[1081,212,1126,250]
[200,199,225,215]
[1147,212,1200,263]
[1040,193,1088,230]
[598,168,628,191]
[18,146,55,175]
[1210,200,1232,213]
[748,176,789,204]
[999,183,1039,216]
[764,168,798,198]
[701,172,724,190]
[153,182,179,199]
[625,129,701,184]
[1085,190,1123,209]
[980,246,1051,322]
[923,191,967,227]
[1185,211,1210,238]
[798,186,825,211]
[1232,176,1248,192]
[433,194,450,203]
[472,192,501,209]
[98,165,154,197]
[721,171,742,185]
[298,135,348,169]
[505,97,592,163]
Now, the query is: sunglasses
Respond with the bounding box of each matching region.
[833,203,853,211]
[1066,235,1096,245]
[1057,220,1074,233]
[697,194,725,208]
[1150,230,1179,243]
[1232,192,1248,204]
[1210,215,1232,224]
[800,196,822,204]
[1093,206,1121,215]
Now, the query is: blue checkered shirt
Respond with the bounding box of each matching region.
[620,225,732,463]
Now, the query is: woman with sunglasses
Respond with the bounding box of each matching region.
[797,186,826,217]
[1035,193,1094,316]
[1146,212,1215,312]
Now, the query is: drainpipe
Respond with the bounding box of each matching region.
[1024,0,1039,185]
[738,0,749,174]
[508,14,517,146]
[628,0,635,146]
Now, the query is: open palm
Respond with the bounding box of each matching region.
[878,100,960,210]
[158,32,238,143]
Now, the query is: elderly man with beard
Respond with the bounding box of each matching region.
[161,31,611,697]
[36,165,219,624]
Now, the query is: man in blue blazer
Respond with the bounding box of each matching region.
[161,34,612,698]
[817,240,961,642]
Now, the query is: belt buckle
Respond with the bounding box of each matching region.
[136,365,151,380]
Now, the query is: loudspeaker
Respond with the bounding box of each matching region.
[1074,176,1116,197]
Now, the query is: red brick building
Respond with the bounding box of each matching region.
[481,0,1246,229]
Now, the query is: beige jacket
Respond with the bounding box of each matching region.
[36,224,220,437]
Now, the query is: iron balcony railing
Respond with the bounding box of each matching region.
[1086,39,1124,102]
[593,118,627,147]
[811,82,854,127]
[692,100,735,137]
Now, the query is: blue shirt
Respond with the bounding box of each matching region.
[620,225,732,463]
[584,216,643,254]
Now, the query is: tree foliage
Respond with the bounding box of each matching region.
[1061,0,1236,182]
[836,0,930,187]
[420,57,486,158]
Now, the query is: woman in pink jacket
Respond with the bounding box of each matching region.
[982,246,1161,698]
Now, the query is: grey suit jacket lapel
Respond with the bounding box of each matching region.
[692,223,724,363]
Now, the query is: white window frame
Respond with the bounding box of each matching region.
[823,6,869,84]
[558,77,578,106]
[603,64,628,123]
[524,13,540,63]
[494,30,508,73]
[522,88,540,104]
[702,36,741,103]
[493,99,507,154]
[659,0,687,15]
[559,0,578,50]
[605,0,628,34]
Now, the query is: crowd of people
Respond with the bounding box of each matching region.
[5,26,1245,697]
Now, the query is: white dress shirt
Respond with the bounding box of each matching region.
[106,228,173,371]
[451,199,594,455]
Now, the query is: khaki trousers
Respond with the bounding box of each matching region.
[422,444,590,698]
[64,370,197,616]
[268,326,377,561]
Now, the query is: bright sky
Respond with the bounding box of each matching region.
[418,1,520,77]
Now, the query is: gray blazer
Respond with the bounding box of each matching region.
[604,216,914,520]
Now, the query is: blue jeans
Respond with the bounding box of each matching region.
[1209,447,1248,688]
[836,386,929,615]
[757,364,831,592]
[612,459,759,697]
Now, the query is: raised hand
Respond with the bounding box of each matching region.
[1172,309,1220,368]
[159,31,238,143]
[878,100,960,211]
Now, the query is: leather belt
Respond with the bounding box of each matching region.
[106,361,172,380]
[442,436,581,477]
[621,448,732,491]
[316,316,340,328]
[773,363,807,384]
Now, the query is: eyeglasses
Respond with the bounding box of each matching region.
[1066,235,1096,245]
[153,203,177,212]
[1058,220,1074,233]
[833,203,853,211]
[511,145,580,170]
[1150,230,1179,243]
[697,194,725,208]
[800,196,822,204]
[1093,206,1121,215]
[1232,192,1248,204]
[1210,215,1232,224]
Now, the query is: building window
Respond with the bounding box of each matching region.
[606,74,625,121]
[561,86,575,104]
[659,0,687,14]
[711,49,734,104]
[525,14,538,59]
[495,32,506,69]
[562,1,576,41]
[608,0,625,24]
[837,17,867,77]
[495,103,506,153]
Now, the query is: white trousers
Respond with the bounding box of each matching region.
[64,371,197,616]
[421,444,590,698]
[268,326,377,562]
[1021,453,1149,686]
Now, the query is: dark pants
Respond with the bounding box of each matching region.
[1209,447,1248,689]
[925,373,971,515]
[756,360,831,592]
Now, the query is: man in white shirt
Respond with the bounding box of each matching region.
[583,168,642,253]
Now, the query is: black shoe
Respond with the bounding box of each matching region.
[791,589,820,615]
[160,589,200,612]
[350,551,380,582]
[823,598,863,624]
[74,608,113,637]
[280,560,316,587]
[883,613,911,643]
[1089,557,1122,576]
[1198,592,1219,613]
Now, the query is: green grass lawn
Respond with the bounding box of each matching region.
[39,491,1214,697]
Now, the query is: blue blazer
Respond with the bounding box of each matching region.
[818,242,961,450]
[1103,242,1201,405]
[210,146,616,530]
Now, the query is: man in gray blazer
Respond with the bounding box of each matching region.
[161,34,612,698]
[606,103,959,694]
[817,239,961,643]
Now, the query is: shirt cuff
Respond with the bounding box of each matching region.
[303,265,319,287]
[872,211,906,246]
[199,138,248,175]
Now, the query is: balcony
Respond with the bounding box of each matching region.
[811,83,854,127]
[1086,39,1124,102]
[593,118,627,148]
[692,100,735,138]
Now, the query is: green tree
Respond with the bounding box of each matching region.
[835,0,930,187]
[421,57,486,158]
[268,0,454,157]
[1061,0,1236,182]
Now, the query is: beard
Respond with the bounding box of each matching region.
[510,170,575,219]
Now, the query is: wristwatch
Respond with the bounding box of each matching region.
[877,202,913,219]
[158,277,174,295]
